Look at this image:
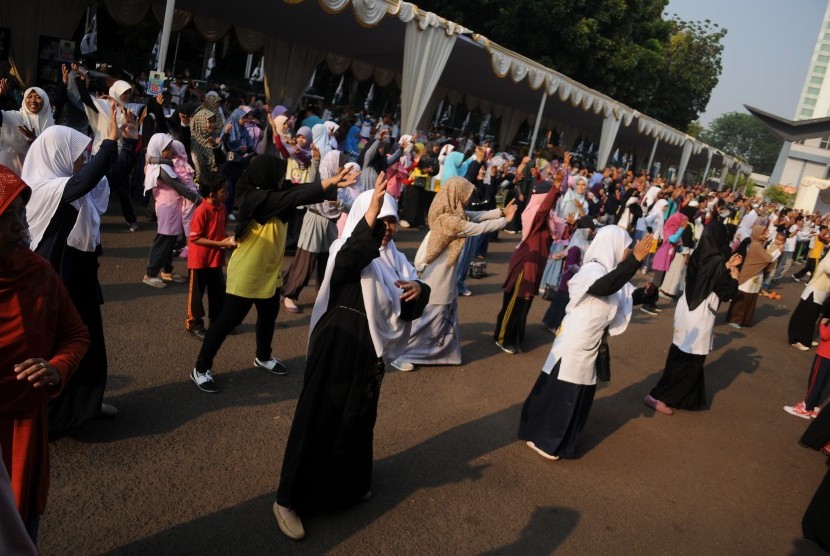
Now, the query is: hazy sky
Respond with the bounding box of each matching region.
[665,0,827,126]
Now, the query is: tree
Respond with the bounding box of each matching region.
[645,18,726,129]
[415,0,724,131]
[699,112,783,174]
[765,185,796,207]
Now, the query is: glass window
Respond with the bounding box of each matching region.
[804,98,818,106]
[808,87,822,95]
[818,55,830,63]
[824,32,830,40]
[812,77,824,85]
[802,108,815,117]
[822,43,830,52]
[815,65,827,75]
[820,136,830,149]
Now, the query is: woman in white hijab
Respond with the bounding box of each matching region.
[274,182,429,541]
[555,175,589,219]
[0,85,54,175]
[22,113,122,435]
[518,226,654,460]
[81,79,141,230]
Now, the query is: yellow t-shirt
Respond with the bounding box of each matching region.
[226,219,287,299]
[809,238,826,260]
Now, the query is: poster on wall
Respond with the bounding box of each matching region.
[37,36,75,93]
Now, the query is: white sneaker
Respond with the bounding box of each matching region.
[390,358,415,372]
[255,356,288,375]
[791,342,810,351]
[399,220,410,228]
[191,368,219,393]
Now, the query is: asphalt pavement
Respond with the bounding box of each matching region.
[38,210,829,555]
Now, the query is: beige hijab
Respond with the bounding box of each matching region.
[424,176,474,266]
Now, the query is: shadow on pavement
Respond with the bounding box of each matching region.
[114,403,579,554]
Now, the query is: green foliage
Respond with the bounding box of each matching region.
[686,121,704,138]
[415,0,725,130]
[699,112,783,174]
[765,185,796,207]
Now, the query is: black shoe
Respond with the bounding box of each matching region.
[191,368,219,393]
[187,328,207,341]
[640,305,659,316]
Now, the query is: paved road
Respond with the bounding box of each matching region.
[39,211,828,555]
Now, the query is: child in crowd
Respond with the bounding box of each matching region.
[142,133,202,288]
[761,231,785,300]
[784,306,830,419]
[794,225,829,282]
[171,140,199,260]
[186,173,235,340]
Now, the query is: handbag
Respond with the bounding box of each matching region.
[596,328,611,382]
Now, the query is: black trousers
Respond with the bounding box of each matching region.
[195,291,280,372]
[146,234,179,277]
[186,267,226,330]
[794,257,817,279]
[401,186,427,228]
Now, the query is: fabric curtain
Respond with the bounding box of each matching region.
[104,0,149,26]
[0,0,92,86]
[416,85,446,130]
[498,109,526,149]
[263,37,324,112]
[374,67,395,87]
[596,113,622,170]
[326,53,351,75]
[234,26,265,54]
[151,2,192,31]
[400,20,456,134]
[193,14,230,42]
[351,60,374,81]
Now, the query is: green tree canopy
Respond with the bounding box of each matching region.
[699,112,783,174]
[416,0,725,131]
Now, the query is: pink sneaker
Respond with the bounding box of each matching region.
[783,402,814,420]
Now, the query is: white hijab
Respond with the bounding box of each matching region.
[84,80,131,154]
[23,125,109,252]
[312,123,332,158]
[310,190,418,363]
[566,225,634,337]
[143,133,177,193]
[0,87,54,175]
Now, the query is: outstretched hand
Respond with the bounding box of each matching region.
[632,234,654,262]
[322,167,360,190]
[503,198,518,222]
[364,173,388,228]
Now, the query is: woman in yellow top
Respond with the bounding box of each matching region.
[190,156,358,393]
[794,225,829,282]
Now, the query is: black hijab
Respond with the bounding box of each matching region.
[235,155,289,241]
[685,221,730,311]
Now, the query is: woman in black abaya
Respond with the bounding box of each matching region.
[645,221,742,414]
[274,181,429,541]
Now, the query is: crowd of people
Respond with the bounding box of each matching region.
[0,64,829,552]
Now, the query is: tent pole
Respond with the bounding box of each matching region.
[528,91,547,156]
[157,0,176,73]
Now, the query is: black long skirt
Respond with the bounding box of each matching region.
[803,463,830,552]
[801,400,830,451]
[649,343,707,410]
[49,248,107,437]
[542,290,569,330]
[788,295,821,346]
[495,274,533,350]
[277,305,383,514]
[518,361,596,459]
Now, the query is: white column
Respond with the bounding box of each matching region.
[702,150,714,185]
[676,139,693,185]
[528,91,547,156]
[157,0,176,73]
[646,136,659,174]
[769,141,792,185]
[596,113,622,170]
